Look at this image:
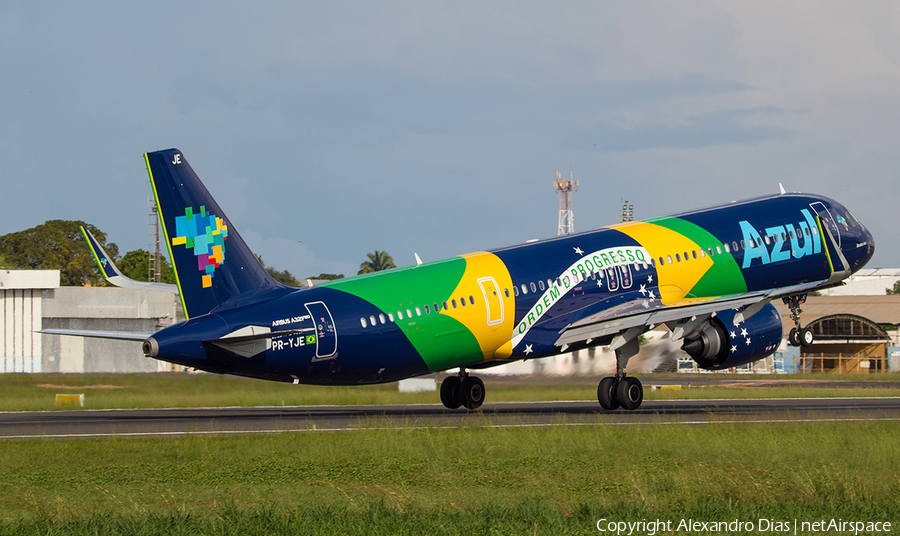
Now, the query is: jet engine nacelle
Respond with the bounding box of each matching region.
[681,303,783,370]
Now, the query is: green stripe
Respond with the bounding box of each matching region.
[323,258,483,371]
[648,217,748,297]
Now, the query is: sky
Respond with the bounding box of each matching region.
[2,2,899,279]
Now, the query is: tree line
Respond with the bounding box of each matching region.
[0,220,396,287]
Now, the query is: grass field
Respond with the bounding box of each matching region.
[0,372,898,412]
[1,373,898,534]
[0,421,898,534]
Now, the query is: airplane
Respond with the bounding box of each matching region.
[41,148,875,411]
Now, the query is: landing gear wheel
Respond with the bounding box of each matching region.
[788,327,800,347]
[460,376,485,410]
[597,377,620,411]
[440,376,463,409]
[616,377,643,410]
[800,328,814,347]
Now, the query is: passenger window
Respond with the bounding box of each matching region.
[379,314,386,324]
[370,315,377,326]
[513,286,519,297]
[504,288,510,298]
[659,256,665,266]
[740,240,746,249]
[692,250,698,259]
[667,254,673,264]
[469,296,475,305]
[424,305,431,314]
[716,245,723,255]
[781,232,786,241]
[548,278,554,287]
[521,284,528,295]
[443,300,448,310]
[530,282,537,292]
[407,308,413,317]
[460,298,466,307]
[789,230,795,240]
[764,235,771,245]
[388,312,395,322]
[732,241,738,252]
[805,227,811,237]
[360,317,367,328]
[675,253,681,262]
[415,307,421,316]
[398,310,404,320]
[452,299,457,308]
[699,249,706,258]
[650,258,656,267]
[538,280,545,291]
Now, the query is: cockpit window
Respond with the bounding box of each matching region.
[844,210,861,228]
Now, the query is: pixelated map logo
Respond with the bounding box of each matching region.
[171,205,228,288]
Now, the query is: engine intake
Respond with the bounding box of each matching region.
[681,302,783,370]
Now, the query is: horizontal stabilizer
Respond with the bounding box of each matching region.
[38,328,153,341]
[81,226,178,294]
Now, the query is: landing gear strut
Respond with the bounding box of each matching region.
[597,333,644,411]
[784,294,814,347]
[440,368,485,410]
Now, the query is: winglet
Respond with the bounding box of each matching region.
[779,183,786,195]
[81,226,178,294]
[414,253,423,266]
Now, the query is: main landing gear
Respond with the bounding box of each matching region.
[597,331,644,411]
[440,368,485,410]
[784,294,814,347]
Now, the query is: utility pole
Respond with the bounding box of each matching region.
[148,196,162,282]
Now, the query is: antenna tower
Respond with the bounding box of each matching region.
[148,196,162,283]
[553,170,579,235]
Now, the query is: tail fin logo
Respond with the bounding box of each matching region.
[171,205,228,288]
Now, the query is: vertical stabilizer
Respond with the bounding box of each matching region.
[145,149,282,318]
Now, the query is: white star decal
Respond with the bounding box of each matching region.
[524,344,533,355]
[731,345,737,353]
[745,337,752,345]
[597,280,603,289]
[648,291,656,300]
[741,328,748,337]
[574,247,584,256]
[639,284,647,296]
[647,275,653,283]
[730,331,737,339]
[642,300,650,308]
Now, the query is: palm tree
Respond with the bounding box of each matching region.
[358,250,396,274]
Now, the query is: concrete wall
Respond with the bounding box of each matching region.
[40,287,177,373]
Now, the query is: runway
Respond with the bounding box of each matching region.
[2,397,899,439]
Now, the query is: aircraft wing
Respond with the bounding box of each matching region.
[37,328,154,341]
[554,280,825,348]
[81,226,179,294]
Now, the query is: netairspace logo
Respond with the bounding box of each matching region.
[595,518,892,535]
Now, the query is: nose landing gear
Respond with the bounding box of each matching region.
[440,369,485,410]
[784,294,814,347]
